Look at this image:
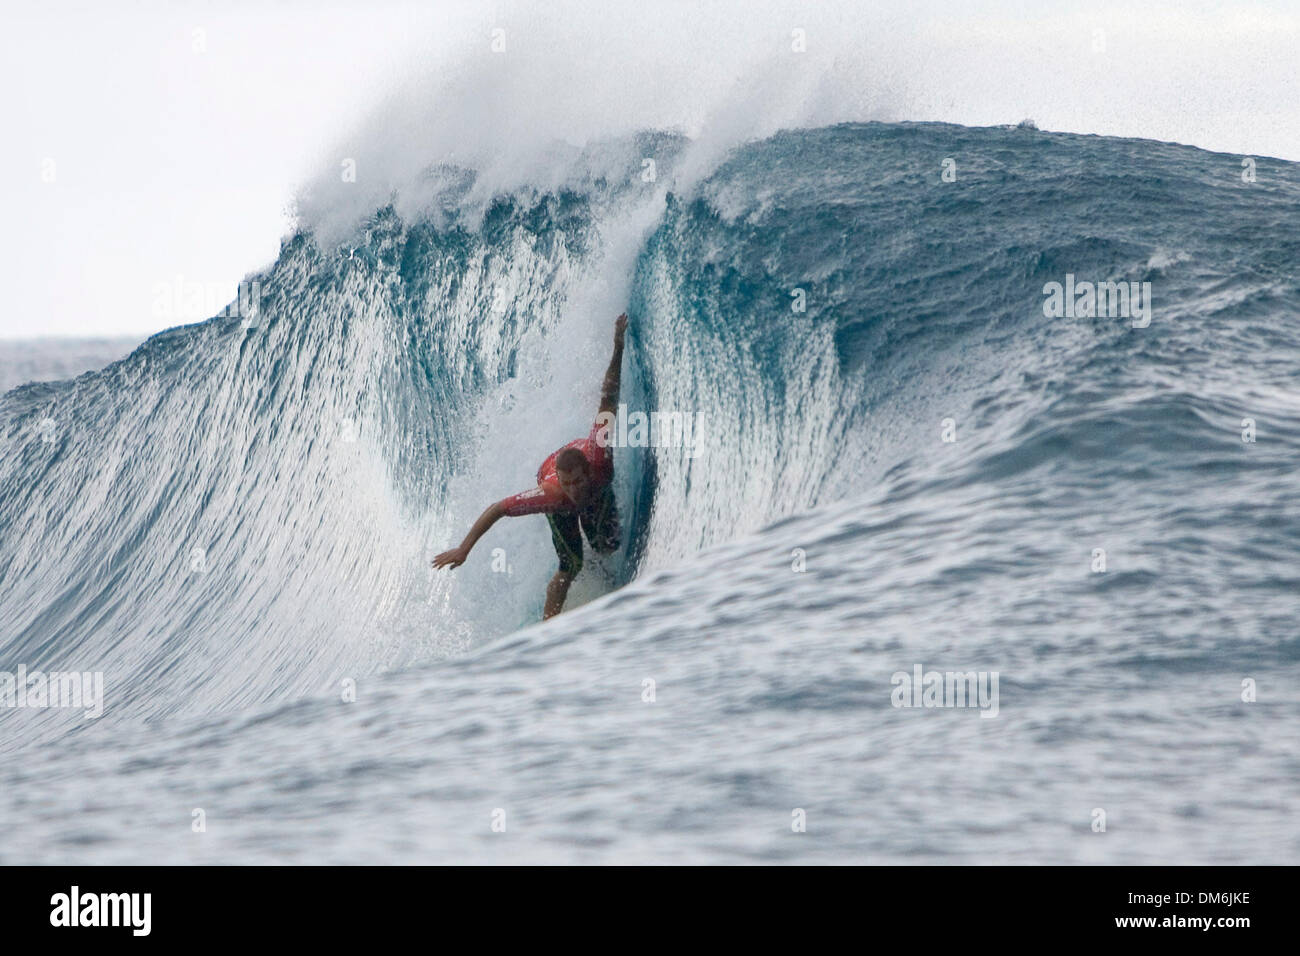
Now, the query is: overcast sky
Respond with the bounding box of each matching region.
[3,0,1297,340]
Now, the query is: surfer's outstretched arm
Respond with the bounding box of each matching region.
[599,314,628,416]
[432,501,505,569]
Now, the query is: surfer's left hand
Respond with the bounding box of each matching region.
[432,547,468,569]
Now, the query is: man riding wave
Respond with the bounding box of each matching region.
[433,313,627,618]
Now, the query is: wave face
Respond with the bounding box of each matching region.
[2,122,1299,863]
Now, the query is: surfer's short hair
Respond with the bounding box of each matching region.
[556,448,590,474]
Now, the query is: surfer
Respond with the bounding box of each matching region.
[432,313,627,618]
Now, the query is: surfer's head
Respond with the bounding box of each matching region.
[555,448,592,505]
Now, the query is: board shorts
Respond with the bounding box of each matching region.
[546,481,620,576]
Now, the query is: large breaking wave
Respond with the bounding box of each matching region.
[3,120,1299,762]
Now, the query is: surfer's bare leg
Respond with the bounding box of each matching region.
[544,570,575,619]
[544,510,583,618]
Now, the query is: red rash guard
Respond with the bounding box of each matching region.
[498,417,614,517]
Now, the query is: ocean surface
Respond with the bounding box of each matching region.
[0,338,142,395]
[1,121,1297,864]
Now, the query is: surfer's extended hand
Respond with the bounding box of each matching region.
[614,313,627,342]
[432,504,504,571]
[432,546,468,570]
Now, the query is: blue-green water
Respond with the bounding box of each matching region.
[1,122,1297,863]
